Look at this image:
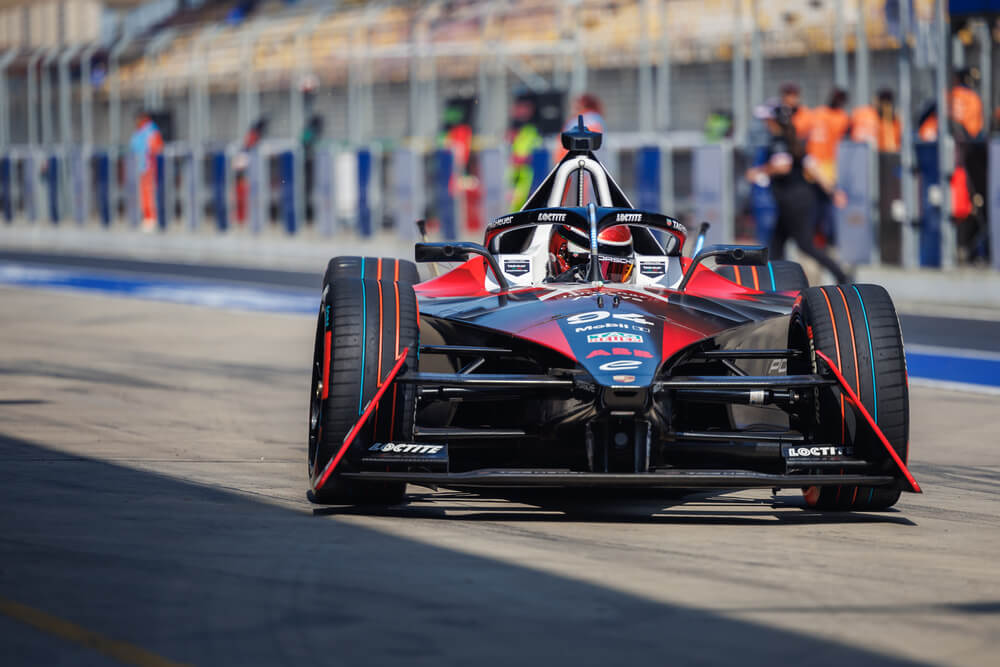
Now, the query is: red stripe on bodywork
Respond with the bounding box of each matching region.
[321,330,331,400]
[815,350,921,493]
[314,347,410,492]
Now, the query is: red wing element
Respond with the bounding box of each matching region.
[815,350,921,493]
[313,347,410,493]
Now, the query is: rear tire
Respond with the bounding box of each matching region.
[308,259,419,504]
[790,284,908,510]
[716,260,808,292]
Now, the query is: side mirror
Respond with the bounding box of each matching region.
[414,243,470,263]
[714,245,769,266]
[414,242,510,292]
[677,244,769,291]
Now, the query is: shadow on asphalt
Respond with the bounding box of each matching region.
[313,487,917,527]
[1,431,925,666]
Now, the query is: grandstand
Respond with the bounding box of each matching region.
[0,0,910,144]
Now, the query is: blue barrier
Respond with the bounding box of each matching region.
[433,149,456,240]
[636,146,660,213]
[47,154,59,223]
[95,152,111,226]
[915,142,941,267]
[280,150,296,234]
[0,156,10,222]
[357,148,372,238]
[211,151,228,232]
[529,148,550,194]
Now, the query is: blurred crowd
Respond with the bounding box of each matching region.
[743,67,991,273]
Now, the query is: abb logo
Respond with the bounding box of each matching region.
[586,348,654,359]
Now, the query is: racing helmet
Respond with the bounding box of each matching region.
[549,225,635,282]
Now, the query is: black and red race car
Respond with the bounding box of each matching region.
[307,119,920,511]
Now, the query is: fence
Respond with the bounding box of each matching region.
[3,132,1000,271]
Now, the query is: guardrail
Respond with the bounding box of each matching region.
[2,137,997,271]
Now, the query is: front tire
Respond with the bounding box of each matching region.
[791,284,908,510]
[308,258,419,504]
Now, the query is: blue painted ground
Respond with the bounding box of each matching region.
[904,345,1000,391]
[2,260,998,392]
[0,262,316,315]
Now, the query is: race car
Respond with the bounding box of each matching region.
[306,118,920,511]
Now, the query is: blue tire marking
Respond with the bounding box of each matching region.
[767,262,776,291]
[359,258,367,414]
[852,285,877,423]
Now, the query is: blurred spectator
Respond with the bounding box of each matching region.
[130,110,163,232]
[235,117,268,224]
[780,82,812,139]
[745,102,849,283]
[704,110,733,141]
[807,88,850,244]
[852,88,902,152]
[508,94,542,210]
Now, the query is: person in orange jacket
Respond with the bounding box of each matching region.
[130,111,163,231]
[807,88,851,245]
[950,67,984,141]
[852,89,902,152]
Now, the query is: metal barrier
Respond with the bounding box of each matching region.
[7,135,998,275]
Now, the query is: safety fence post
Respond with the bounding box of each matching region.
[125,152,140,228]
[280,149,297,234]
[0,155,10,222]
[248,148,264,234]
[71,148,86,225]
[433,148,456,240]
[391,146,421,240]
[47,153,59,224]
[315,144,335,236]
[836,141,875,265]
[95,151,111,226]
[211,150,229,232]
[915,141,941,267]
[357,147,372,238]
[156,153,166,231]
[25,152,38,223]
[479,146,506,227]
[989,137,1000,271]
[692,143,731,244]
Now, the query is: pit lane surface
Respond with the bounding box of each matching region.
[1,286,999,666]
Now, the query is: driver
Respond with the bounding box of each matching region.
[548,225,635,282]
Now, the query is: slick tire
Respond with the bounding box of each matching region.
[790,284,908,511]
[308,262,419,505]
[717,260,809,292]
[324,256,420,285]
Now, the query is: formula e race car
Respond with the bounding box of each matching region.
[306,119,920,511]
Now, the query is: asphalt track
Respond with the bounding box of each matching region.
[1,264,999,665]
